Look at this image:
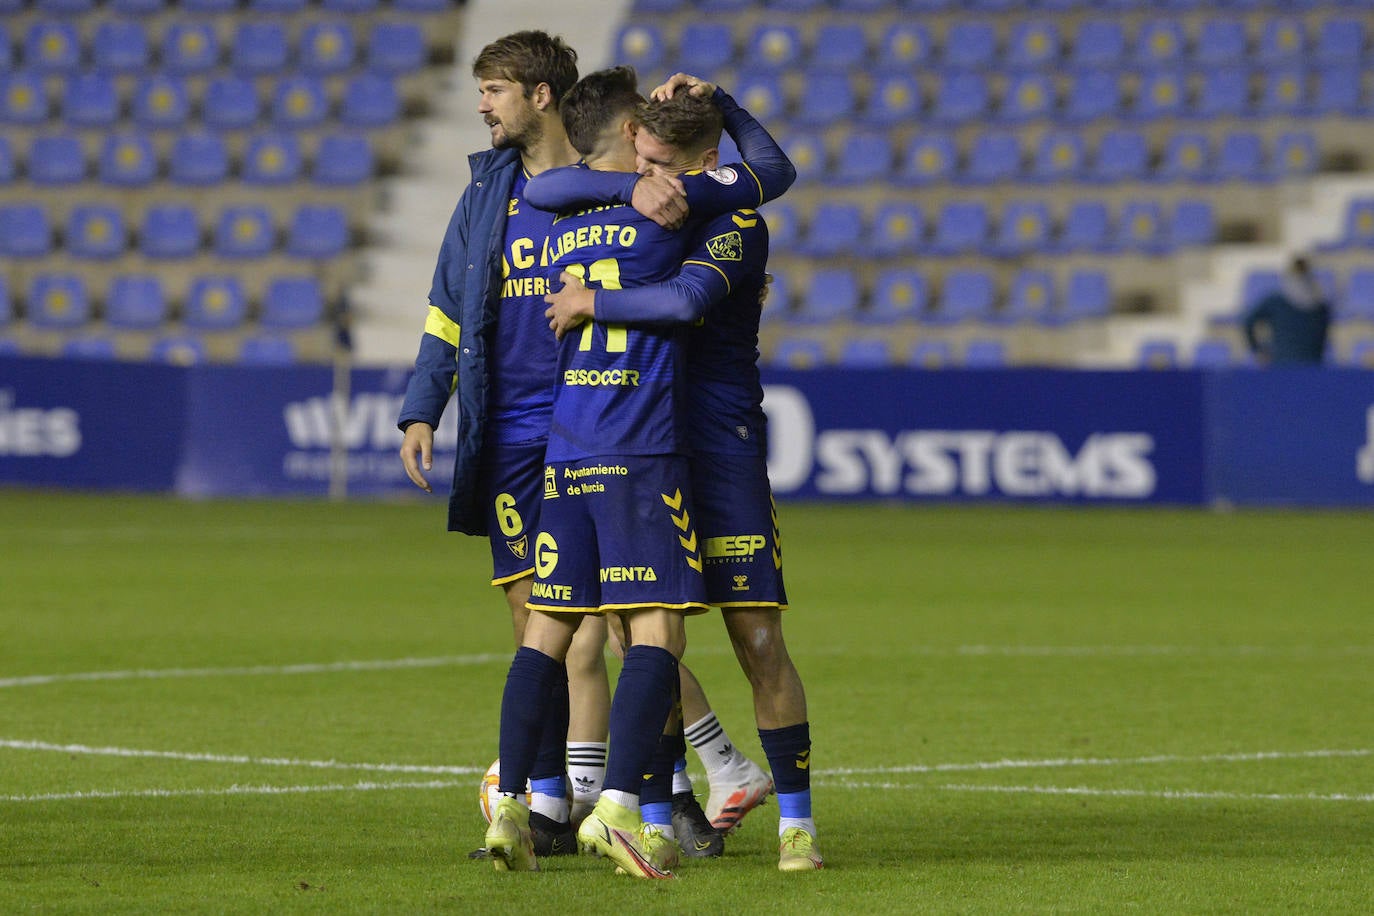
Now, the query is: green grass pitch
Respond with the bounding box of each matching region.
[2,490,1372,913]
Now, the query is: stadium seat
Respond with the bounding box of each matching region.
[1192,338,1239,368]
[863,73,922,128]
[997,72,1055,122]
[1031,130,1087,183]
[62,73,119,127]
[794,268,861,323]
[1312,66,1364,116]
[301,22,357,75]
[1341,268,1374,322]
[768,0,823,11]
[1272,131,1317,179]
[1071,20,1127,68]
[615,24,665,72]
[314,133,374,186]
[216,206,276,259]
[181,0,234,10]
[963,131,1022,184]
[25,21,81,73]
[768,336,827,369]
[1235,269,1282,317]
[1215,131,1265,182]
[1346,339,1374,368]
[1258,17,1306,64]
[760,269,790,318]
[835,338,892,368]
[105,274,168,330]
[1091,129,1149,183]
[676,24,734,73]
[62,337,118,361]
[1195,18,1247,65]
[93,21,151,72]
[250,0,307,13]
[929,269,995,324]
[1137,338,1180,369]
[1315,18,1364,64]
[149,335,207,366]
[321,0,378,11]
[369,22,427,74]
[1057,200,1112,254]
[1002,269,1055,323]
[905,339,954,369]
[27,274,90,329]
[899,134,956,186]
[232,22,290,75]
[340,74,400,128]
[868,202,925,258]
[963,338,1008,368]
[833,0,888,10]
[0,277,10,327]
[1064,69,1122,122]
[28,134,86,186]
[734,72,785,123]
[0,204,52,258]
[169,132,230,186]
[794,73,854,127]
[811,23,868,71]
[140,204,201,259]
[243,133,304,185]
[746,24,802,72]
[1118,200,1167,253]
[1,73,49,124]
[798,201,863,257]
[274,77,331,129]
[1257,69,1307,117]
[98,133,158,187]
[991,200,1052,256]
[1135,18,1186,65]
[262,276,326,329]
[781,131,826,184]
[930,71,989,125]
[1332,198,1374,249]
[162,22,219,74]
[238,336,298,365]
[1133,71,1188,120]
[66,205,126,260]
[834,132,893,185]
[38,0,95,12]
[1062,270,1112,321]
[1158,133,1211,182]
[1195,67,1252,119]
[286,205,349,259]
[943,21,998,70]
[877,22,933,71]
[0,137,12,184]
[106,0,164,9]
[185,276,248,330]
[1006,20,1061,70]
[1170,200,1216,247]
[928,201,989,255]
[760,201,799,250]
[864,268,927,323]
[132,75,191,129]
[203,77,262,131]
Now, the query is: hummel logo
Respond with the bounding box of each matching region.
[796,749,811,770]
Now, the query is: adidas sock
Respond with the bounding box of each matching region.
[603,645,678,796]
[567,741,607,810]
[685,712,743,780]
[760,722,812,826]
[497,647,563,796]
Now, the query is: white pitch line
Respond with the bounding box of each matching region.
[937,784,1374,803]
[0,654,510,689]
[0,739,484,776]
[821,748,1372,777]
[0,779,466,804]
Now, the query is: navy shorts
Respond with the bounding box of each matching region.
[527,455,709,615]
[477,442,546,586]
[691,450,788,609]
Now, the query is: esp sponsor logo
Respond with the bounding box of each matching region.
[0,390,81,457]
[762,385,1157,499]
[705,534,767,559]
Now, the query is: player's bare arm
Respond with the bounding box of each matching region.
[544,270,595,339]
[399,422,434,493]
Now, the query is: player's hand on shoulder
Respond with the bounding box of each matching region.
[650,73,717,102]
[545,270,596,340]
[631,173,687,229]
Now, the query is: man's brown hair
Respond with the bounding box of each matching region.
[472,30,578,105]
[636,91,724,158]
[559,66,645,157]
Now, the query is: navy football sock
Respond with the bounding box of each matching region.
[497,647,563,796]
[759,722,812,819]
[531,663,570,784]
[603,644,678,795]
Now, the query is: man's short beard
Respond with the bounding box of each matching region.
[494,107,544,151]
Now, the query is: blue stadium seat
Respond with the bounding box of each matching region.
[1006,20,1061,69]
[1158,132,1211,182]
[262,276,325,329]
[232,22,290,75]
[98,133,157,187]
[1312,66,1364,116]
[695,0,751,11]
[1315,18,1365,64]
[767,0,823,10]
[1326,198,1374,249]
[864,268,927,323]
[1192,338,1240,368]
[735,72,785,123]
[132,75,191,129]
[768,337,827,369]
[109,0,164,13]
[0,25,10,71]
[835,338,891,368]
[834,131,893,185]
[162,22,219,74]
[314,133,374,185]
[615,24,666,73]
[760,269,790,319]
[930,71,989,125]
[105,275,168,330]
[28,134,86,186]
[899,134,956,186]
[1271,131,1318,179]
[997,72,1055,122]
[93,21,151,72]
[1257,69,1308,117]
[340,74,399,128]
[169,132,229,186]
[1031,131,1086,182]
[1071,19,1127,68]
[250,0,306,12]
[792,269,860,324]
[868,202,924,258]
[632,0,685,11]
[794,73,854,127]
[66,204,126,259]
[239,336,298,365]
[1195,18,1247,65]
[321,0,378,11]
[149,335,207,366]
[963,338,1008,368]
[760,201,799,250]
[37,0,95,12]
[833,0,888,10]
[181,0,234,10]
[928,201,989,256]
[140,204,201,259]
[62,337,118,361]
[243,133,304,185]
[781,131,826,184]
[62,73,119,127]
[216,206,276,259]
[1133,70,1188,120]
[798,201,863,257]
[1003,269,1055,323]
[877,22,933,71]
[25,21,81,73]
[1091,129,1149,183]
[286,205,348,259]
[1341,268,1374,322]
[1170,199,1216,247]
[1235,269,1281,318]
[943,21,998,70]
[0,137,12,184]
[963,131,1022,184]
[862,72,922,128]
[746,24,802,72]
[930,269,995,324]
[27,274,90,329]
[1118,200,1167,253]
[1064,69,1122,122]
[301,22,356,75]
[1345,339,1374,368]
[676,24,734,73]
[1060,270,1112,322]
[274,77,331,129]
[905,339,954,369]
[1135,18,1186,65]
[991,200,1052,256]
[0,204,52,258]
[1137,339,1180,369]
[1195,67,1252,119]
[1056,200,1112,254]
[811,23,868,71]
[368,22,425,74]
[203,77,261,131]
[1,73,49,124]
[0,277,10,328]
[1215,131,1265,182]
[185,276,248,330]
[1258,17,1306,64]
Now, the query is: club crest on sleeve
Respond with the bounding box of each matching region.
[507,536,528,560]
[706,231,743,262]
[706,166,739,185]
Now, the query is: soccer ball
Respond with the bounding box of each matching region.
[478,758,530,824]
